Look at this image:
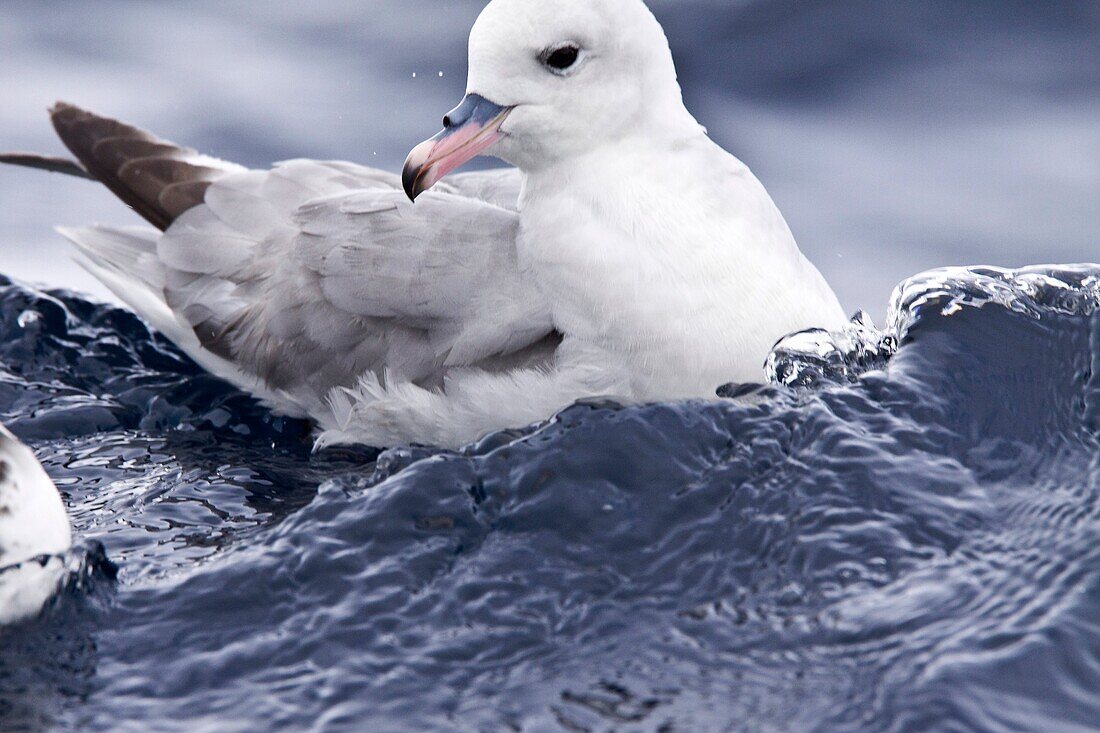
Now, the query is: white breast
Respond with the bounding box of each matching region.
[518,135,847,398]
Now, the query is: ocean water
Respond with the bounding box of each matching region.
[3,265,1100,731]
[2,1,1100,731]
[1,0,1099,314]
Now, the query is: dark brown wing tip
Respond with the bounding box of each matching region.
[49,102,98,135]
[47,102,228,231]
[50,101,78,116]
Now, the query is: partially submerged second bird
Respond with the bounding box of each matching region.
[0,425,72,625]
[2,0,846,449]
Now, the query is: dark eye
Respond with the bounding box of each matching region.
[542,44,581,74]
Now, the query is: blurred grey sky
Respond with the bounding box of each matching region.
[1,0,1098,315]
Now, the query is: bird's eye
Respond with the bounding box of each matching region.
[541,44,581,74]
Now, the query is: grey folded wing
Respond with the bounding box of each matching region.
[157,162,555,402]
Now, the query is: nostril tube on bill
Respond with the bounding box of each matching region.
[403,93,512,201]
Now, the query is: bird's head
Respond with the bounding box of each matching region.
[402,0,695,200]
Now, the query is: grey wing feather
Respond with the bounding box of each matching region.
[155,161,551,400]
[445,168,522,211]
[38,102,546,412]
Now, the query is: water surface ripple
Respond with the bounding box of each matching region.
[1,266,1099,732]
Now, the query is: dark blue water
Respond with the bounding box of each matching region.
[2,263,1100,732]
[2,1,1100,729]
[3,0,1099,310]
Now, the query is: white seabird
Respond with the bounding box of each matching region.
[0,0,846,449]
[0,425,72,625]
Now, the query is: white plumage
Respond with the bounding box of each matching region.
[0,425,72,625]
[50,0,846,448]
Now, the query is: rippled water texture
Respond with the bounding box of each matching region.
[3,0,1099,312]
[0,265,1098,732]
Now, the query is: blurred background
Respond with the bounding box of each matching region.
[1,0,1097,316]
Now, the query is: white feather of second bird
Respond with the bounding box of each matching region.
[0,424,72,625]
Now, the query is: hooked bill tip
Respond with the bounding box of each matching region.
[402,138,437,202]
[401,163,421,202]
[401,97,511,201]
